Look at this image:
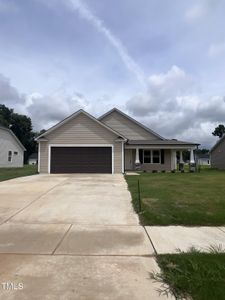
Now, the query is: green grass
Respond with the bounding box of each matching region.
[0,165,38,182]
[125,168,225,225]
[153,252,225,300]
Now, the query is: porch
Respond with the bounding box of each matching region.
[124,140,198,172]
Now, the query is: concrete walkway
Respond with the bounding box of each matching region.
[0,175,225,299]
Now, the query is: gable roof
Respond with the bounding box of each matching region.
[36,109,127,141]
[210,134,225,152]
[98,108,165,140]
[0,125,26,151]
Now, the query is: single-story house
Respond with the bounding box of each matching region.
[196,153,210,166]
[28,153,38,165]
[210,135,225,169]
[0,125,26,168]
[36,108,199,174]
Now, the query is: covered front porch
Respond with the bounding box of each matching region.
[124,140,198,172]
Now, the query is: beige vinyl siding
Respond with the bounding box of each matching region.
[211,138,225,169]
[39,142,48,173]
[0,128,24,168]
[47,114,118,144]
[39,113,123,173]
[114,142,123,173]
[101,110,160,140]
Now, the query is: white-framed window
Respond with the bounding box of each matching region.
[152,150,160,163]
[8,151,12,162]
[143,150,151,163]
[143,149,161,164]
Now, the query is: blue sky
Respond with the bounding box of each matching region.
[0,0,225,147]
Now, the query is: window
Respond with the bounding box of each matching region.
[8,151,12,162]
[144,150,151,163]
[14,151,18,155]
[143,150,161,164]
[153,150,160,163]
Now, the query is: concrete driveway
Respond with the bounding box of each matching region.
[0,174,169,300]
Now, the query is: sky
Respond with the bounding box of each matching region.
[0,0,225,148]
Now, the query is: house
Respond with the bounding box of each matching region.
[36,108,199,174]
[0,125,26,168]
[196,153,210,166]
[28,153,38,165]
[210,135,225,169]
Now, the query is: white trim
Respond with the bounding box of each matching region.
[125,145,197,150]
[48,144,114,174]
[38,142,40,173]
[121,141,124,173]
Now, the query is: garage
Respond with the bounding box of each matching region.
[50,146,112,174]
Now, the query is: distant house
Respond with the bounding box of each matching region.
[0,126,26,168]
[28,153,38,165]
[211,135,225,169]
[196,153,210,166]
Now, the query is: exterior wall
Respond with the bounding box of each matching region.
[39,142,48,173]
[125,149,172,172]
[0,128,24,168]
[211,138,225,169]
[125,149,134,170]
[38,113,123,173]
[101,110,160,140]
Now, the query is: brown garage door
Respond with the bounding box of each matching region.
[50,147,112,173]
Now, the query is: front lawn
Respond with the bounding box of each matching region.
[0,165,38,182]
[125,168,225,225]
[153,252,225,300]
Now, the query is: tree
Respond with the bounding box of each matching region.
[0,104,37,162]
[212,124,225,138]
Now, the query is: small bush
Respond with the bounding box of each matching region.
[152,170,158,173]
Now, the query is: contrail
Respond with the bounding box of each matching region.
[65,0,147,88]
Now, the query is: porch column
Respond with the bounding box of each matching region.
[171,150,177,170]
[135,147,140,164]
[179,150,184,163]
[190,148,195,164]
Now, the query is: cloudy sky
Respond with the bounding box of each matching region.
[0,0,225,147]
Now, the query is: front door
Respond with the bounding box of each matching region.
[125,149,133,170]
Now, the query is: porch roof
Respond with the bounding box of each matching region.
[126,139,199,146]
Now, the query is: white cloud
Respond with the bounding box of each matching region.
[208,42,225,58]
[126,66,225,147]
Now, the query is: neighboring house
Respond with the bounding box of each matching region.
[36,108,199,174]
[0,125,26,168]
[210,135,225,169]
[28,153,38,165]
[196,153,210,166]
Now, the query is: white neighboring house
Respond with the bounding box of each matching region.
[0,125,26,168]
[196,153,211,166]
[28,153,38,165]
